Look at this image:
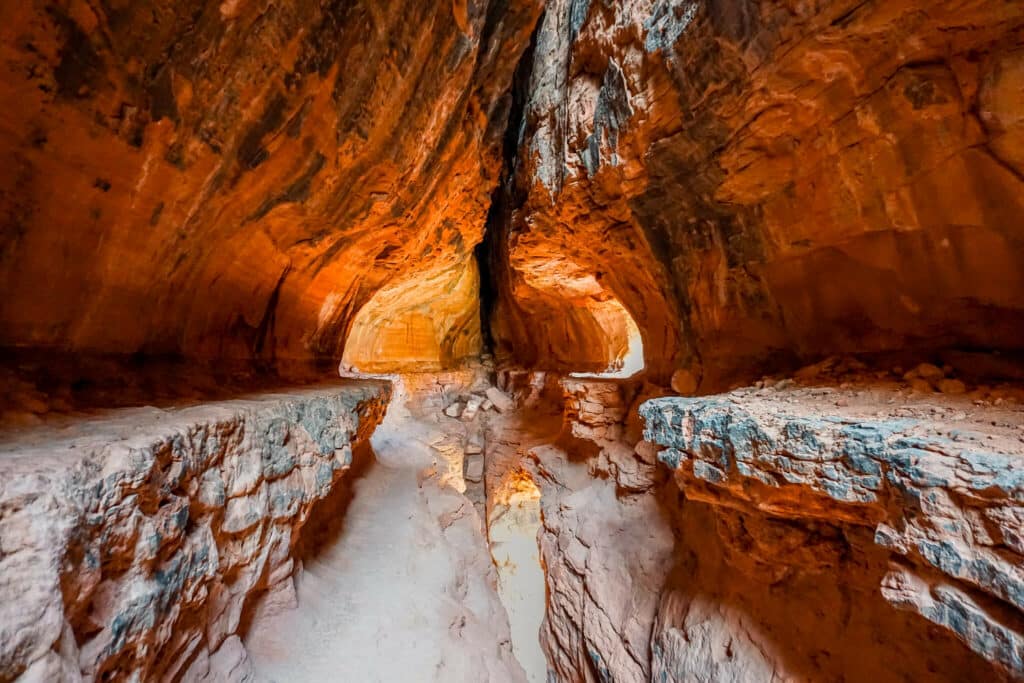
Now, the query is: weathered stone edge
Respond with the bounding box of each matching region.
[0,380,390,681]
[640,396,1024,676]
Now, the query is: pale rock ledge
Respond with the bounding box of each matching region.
[0,381,389,682]
[641,391,1024,677]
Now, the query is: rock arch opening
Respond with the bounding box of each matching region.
[567,297,645,379]
[341,260,483,374]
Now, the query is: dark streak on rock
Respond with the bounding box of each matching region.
[150,202,165,227]
[146,65,180,123]
[48,8,106,99]
[253,265,291,359]
[247,152,328,223]
[237,94,290,171]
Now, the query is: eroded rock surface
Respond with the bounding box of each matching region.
[248,372,525,682]
[1,1,1022,681]
[481,370,1020,682]
[0,381,387,681]
[642,383,1024,678]
[489,0,1024,386]
[0,0,541,368]
[485,374,674,683]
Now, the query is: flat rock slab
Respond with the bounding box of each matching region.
[0,380,389,682]
[486,387,515,413]
[641,382,1024,677]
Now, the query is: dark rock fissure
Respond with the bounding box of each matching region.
[477,13,542,358]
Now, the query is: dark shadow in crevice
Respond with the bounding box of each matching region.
[295,437,377,564]
[235,436,378,643]
[0,348,347,427]
[476,12,541,355]
[649,492,1012,682]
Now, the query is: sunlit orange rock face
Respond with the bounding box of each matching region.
[490,0,1024,387]
[0,0,541,366]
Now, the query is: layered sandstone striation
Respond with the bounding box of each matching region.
[0,0,541,369]
[0,380,387,681]
[489,0,1024,386]
[0,1,1022,681]
[342,260,482,373]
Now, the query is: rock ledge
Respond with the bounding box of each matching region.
[0,380,389,682]
[641,389,1024,676]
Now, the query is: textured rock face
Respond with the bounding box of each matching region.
[0,0,540,368]
[0,381,387,681]
[1,2,1023,681]
[342,259,482,373]
[530,379,674,683]
[247,372,528,682]
[491,374,1016,682]
[642,388,1024,678]
[490,0,1024,386]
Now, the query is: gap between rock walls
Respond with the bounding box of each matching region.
[2,353,1021,682]
[0,1,1022,682]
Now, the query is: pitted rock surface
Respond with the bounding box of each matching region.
[488,0,1024,386]
[0,0,542,368]
[0,381,388,681]
[642,384,1024,676]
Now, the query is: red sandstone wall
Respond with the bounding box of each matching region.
[492,0,1024,387]
[0,0,541,362]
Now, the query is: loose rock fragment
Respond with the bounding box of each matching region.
[462,395,484,421]
[485,387,515,413]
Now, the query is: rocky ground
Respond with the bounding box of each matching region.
[0,351,1020,682]
[0,379,388,681]
[247,372,527,682]
[0,353,346,431]
[0,1,1021,681]
[477,356,1023,682]
[643,361,1024,680]
[0,362,544,683]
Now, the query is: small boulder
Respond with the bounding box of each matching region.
[671,369,698,395]
[909,378,934,393]
[465,457,484,482]
[462,395,484,421]
[914,362,945,380]
[443,402,464,418]
[795,357,837,380]
[484,387,514,413]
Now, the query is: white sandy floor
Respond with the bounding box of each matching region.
[247,378,527,682]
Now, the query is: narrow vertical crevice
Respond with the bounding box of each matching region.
[474,233,498,355]
[477,14,542,356]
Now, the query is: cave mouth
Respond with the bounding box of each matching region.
[567,297,645,379]
[341,258,483,374]
[0,0,1022,681]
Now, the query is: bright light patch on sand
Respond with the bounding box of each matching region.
[489,472,547,683]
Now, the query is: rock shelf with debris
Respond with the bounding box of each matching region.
[642,364,1024,679]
